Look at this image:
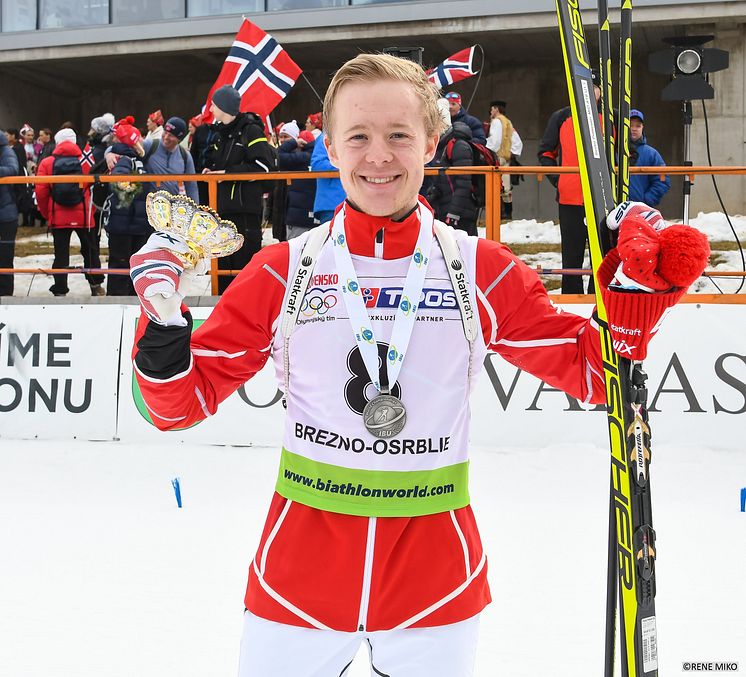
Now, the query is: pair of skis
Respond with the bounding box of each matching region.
[555,2,658,677]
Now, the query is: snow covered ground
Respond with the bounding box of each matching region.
[1,439,744,676]
[9,211,746,298]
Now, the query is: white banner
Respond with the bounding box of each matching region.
[117,303,745,452]
[2,303,743,451]
[0,305,121,440]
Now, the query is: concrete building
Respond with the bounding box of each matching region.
[1,0,744,220]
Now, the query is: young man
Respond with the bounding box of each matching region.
[130,54,706,676]
[628,108,670,208]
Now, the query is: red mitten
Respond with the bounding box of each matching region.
[597,215,710,360]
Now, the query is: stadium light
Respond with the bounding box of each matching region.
[648,36,730,224]
[648,35,728,101]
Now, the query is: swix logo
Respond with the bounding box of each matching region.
[362,287,458,311]
[612,339,636,356]
[567,0,591,68]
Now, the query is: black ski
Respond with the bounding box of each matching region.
[555,2,659,676]
[617,0,633,203]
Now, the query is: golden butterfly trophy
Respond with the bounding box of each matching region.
[145,190,244,268]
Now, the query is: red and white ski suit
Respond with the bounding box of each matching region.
[133,202,606,633]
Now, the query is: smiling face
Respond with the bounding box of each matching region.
[325,79,438,220]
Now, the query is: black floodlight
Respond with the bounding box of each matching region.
[382,46,424,66]
[648,35,729,101]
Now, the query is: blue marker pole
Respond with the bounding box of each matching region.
[741,487,745,513]
[172,477,182,509]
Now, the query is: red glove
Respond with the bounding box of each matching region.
[597,214,710,360]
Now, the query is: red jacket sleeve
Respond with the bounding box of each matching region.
[133,242,289,430]
[475,238,606,404]
[34,156,52,221]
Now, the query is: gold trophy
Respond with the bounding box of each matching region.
[145,190,244,268]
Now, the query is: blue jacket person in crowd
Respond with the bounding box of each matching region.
[445,92,486,145]
[629,109,670,208]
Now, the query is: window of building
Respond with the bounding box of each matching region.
[113,0,185,24]
[267,0,347,10]
[2,0,37,31]
[188,0,262,17]
[39,0,109,29]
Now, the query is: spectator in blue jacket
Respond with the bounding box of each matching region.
[445,92,486,145]
[311,131,346,225]
[629,109,670,208]
[278,127,317,239]
[0,129,20,296]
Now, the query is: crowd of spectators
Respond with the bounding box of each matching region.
[0,83,669,298]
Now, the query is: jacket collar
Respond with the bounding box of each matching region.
[330,198,432,259]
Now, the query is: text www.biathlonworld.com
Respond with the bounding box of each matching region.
[283,469,455,499]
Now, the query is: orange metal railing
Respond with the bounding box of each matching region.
[1,166,744,299]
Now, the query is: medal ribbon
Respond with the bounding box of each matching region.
[331,202,434,395]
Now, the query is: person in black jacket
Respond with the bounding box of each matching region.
[278,129,317,240]
[427,121,479,236]
[203,85,277,293]
[88,114,116,252]
[103,119,150,296]
[0,130,19,296]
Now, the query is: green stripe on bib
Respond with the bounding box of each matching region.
[275,448,470,517]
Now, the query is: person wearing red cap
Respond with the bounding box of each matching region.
[444,92,486,144]
[146,110,164,142]
[305,112,323,139]
[128,54,708,676]
[105,117,150,296]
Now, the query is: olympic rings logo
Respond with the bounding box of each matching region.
[301,293,338,316]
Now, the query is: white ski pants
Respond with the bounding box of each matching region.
[237,611,480,676]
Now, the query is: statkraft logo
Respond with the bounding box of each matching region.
[363,286,458,310]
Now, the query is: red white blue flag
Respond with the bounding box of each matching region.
[202,19,302,123]
[79,143,96,170]
[427,47,478,90]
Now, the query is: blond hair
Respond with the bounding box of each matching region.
[323,53,444,140]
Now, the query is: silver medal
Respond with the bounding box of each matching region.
[363,394,407,439]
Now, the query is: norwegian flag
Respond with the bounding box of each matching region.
[79,143,96,170]
[202,19,302,124]
[427,46,478,90]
